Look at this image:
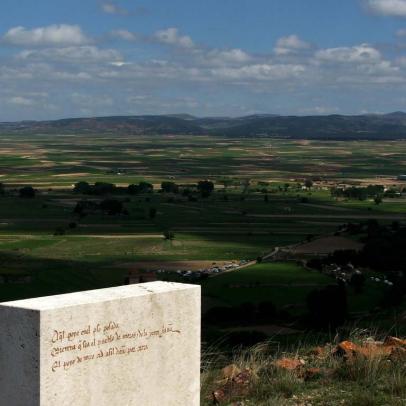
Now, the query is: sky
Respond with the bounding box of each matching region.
[2,0,406,120]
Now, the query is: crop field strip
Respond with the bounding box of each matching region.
[1,135,406,186]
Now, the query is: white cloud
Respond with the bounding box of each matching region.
[396,56,406,65]
[211,63,306,81]
[110,61,131,67]
[8,96,35,106]
[2,24,90,46]
[204,49,252,65]
[110,29,137,41]
[71,93,113,107]
[275,35,310,55]
[397,28,406,36]
[101,2,129,15]
[18,46,122,63]
[315,44,381,63]
[366,0,406,17]
[0,62,94,82]
[314,43,404,84]
[299,106,340,114]
[2,21,406,119]
[154,28,195,49]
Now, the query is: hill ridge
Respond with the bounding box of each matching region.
[2,112,406,140]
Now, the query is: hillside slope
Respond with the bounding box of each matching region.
[202,334,406,405]
[2,112,406,140]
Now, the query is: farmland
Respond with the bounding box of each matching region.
[0,133,405,336]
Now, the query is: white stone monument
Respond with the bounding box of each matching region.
[0,282,201,406]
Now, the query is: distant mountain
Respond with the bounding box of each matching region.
[0,115,203,135]
[2,112,406,140]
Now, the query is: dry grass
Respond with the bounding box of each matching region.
[201,331,406,405]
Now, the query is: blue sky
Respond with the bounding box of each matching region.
[1,0,406,120]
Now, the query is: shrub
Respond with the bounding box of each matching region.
[19,186,35,198]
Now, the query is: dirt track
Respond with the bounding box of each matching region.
[247,214,406,220]
[292,236,364,255]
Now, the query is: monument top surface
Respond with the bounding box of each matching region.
[0,281,198,311]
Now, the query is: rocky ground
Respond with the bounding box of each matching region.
[201,334,406,406]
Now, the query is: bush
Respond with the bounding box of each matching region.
[100,199,123,215]
[161,181,179,193]
[307,284,348,328]
[54,227,65,236]
[73,181,92,194]
[197,180,214,197]
[19,186,35,198]
[163,230,175,240]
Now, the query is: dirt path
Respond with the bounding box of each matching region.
[247,214,406,220]
[291,236,364,255]
[73,234,164,239]
[209,259,257,278]
[0,233,163,239]
[301,203,354,212]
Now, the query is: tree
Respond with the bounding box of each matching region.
[0,183,5,195]
[73,200,98,215]
[19,186,35,198]
[93,182,116,195]
[307,284,348,328]
[138,182,153,193]
[197,180,214,197]
[391,221,400,231]
[161,181,178,194]
[220,178,233,191]
[257,301,276,321]
[53,227,65,236]
[100,199,123,215]
[374,195,383,205]
[307,257,323,271]
[73,181,91,194]
[74,202,85,216]
[127,184,140,195]
[305,179,313,189]
[350,273,366,294]
[163,230,175,240]
[149,207,157,219]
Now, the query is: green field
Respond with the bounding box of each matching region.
[203,262,332,307]
[203,262,387,314]
[1,135,406,187]
[0,134,405,330]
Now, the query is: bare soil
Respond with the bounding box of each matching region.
[292,236,364,255]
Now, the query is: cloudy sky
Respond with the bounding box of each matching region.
[2,0,406,120]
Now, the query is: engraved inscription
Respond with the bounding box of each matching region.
[50,321,181,372]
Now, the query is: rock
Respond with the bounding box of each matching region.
[233,368,253,386]
[357,342,392,358]
[363,338,384,347]
[212,366,254,404]
[275,357,306,371]
[212,388,226,404]
[384,336,406,348]
[334,339,406,360]
[303,368,322,380]
[389,346,406,361]
[334,341,359,358]
[308,346,326,358]
[221,364,242,381]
